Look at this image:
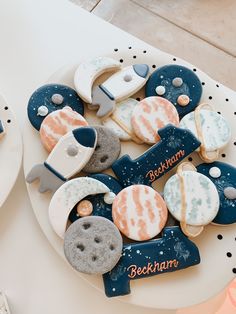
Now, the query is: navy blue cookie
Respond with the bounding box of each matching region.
[145,65,202,118]
[69,173,123,223]
[197,162,236,225]
[27,84,84,130]
[112,124,200,187]
[103,226,200,297]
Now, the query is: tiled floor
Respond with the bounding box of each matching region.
[71,0,236,90]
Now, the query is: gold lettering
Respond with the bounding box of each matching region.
[127,265,137,278]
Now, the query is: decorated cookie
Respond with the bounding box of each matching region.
[74,56,121,103]
[90,64,149,118]
[145,65,202,118]
[103,226,200,297]
[39,106,88,152]
[112,185,167,241]
[112,125,200,187]
[69,174,123,223]
[102,98,142,143]
[131,96,179,144]
[27,84,84,130]
[197,162,236,225]
[180,104,231,162]
[164,162,220,237]
[83,126,121,173]
[26,127,97,193]
[64,216,123,274]
[48,177,117,238]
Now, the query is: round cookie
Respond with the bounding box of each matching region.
[102,98,139,141]
[112,185,168,241]
[197,161,236,225]
[145,65,202,118]
[64,216,123,274]
[131,96,179,144]
[164,170,219,228]
[83,126,121,173]
[27,84,84,130]
[39,106,88,152]
[69,173,123,223]
[180,106,231,162]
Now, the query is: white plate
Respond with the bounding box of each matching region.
[23,45,236,309]
[0,94,22,207]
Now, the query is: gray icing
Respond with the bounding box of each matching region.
[172,77,183,87]
[67,144,78,157]
[224,187,236,200]
[133,64,149,78]
[51,93,64,105]
[91,85,115,117]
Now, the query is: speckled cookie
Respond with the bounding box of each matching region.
[27,84,84,130]
[64,216,123,274]
[83,126,121,173]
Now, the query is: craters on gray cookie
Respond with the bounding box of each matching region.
[64,216,123,274]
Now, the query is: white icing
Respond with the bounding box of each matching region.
[48,177,110,238]
[37,105,48,116]
[172,77,183,87]
[51,93,64,105]
[209,166,221,178]
[104,191,116,204]
[155,85,165,95]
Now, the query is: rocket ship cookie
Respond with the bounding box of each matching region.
[164,162,220,237]
[131,96,179,144]
[26,127,97,193]
[197,161,236,225]
[40,106,88,152]
[180,104,231,162]
[27,84,84,130]
[145,64,202,118]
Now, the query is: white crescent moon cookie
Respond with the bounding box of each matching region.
[74,56,121,103]
[179,104,231,162]
[163,163,220,237]
[102,98,142,143]
[48,177,112,238]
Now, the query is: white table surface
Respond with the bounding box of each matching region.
[0,0,225,313]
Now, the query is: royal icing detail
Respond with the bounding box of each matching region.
[197,161,236,224]
[26,127,97,193]
[112,125,200,187]
[112,185,167,241]
[209,166,221,178]
[131,96,179,144]
[103,226,200,297]
[39,106,88,152]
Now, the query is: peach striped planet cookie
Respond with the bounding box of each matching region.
[40,106,88,152]
[131,96,179,144]
[112,185,168,241]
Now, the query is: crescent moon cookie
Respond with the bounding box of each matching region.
[64,216,123,275]
[180,104,231,162]
[145,65,202,118]
[69,173,122,223]
[131,96,179,144]
[74,56,121,103]
[163,163,220,237]
[197,162,236,225]
[49,177,113,238]
[102,98,142,143]
[112,185,168,241]
[83,126,121,173]
[27,84,84,131]
[39,106,88,152]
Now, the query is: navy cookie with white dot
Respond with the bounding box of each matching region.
[197,161,236,225]
[145,65,202,118]
[69,173,123,223]
[27,84,84,130]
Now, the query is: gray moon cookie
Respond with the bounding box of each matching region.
[64,216,123,274]
[83,126,121,173]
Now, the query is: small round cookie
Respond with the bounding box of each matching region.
[83,126,121,173]
[197,162,236,225]
[27,84,84,131]
[69,173,123,223]
[112,185,168,241]
[64,216,123,274]
[180,107,231,162]
[102,98,139,141]
[131,96,179,144]
[145,65,202,118]
[164,170,219,228]
[39,106,88,152]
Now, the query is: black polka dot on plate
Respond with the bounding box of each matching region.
[119,59,123,63]
[4,106,8,110]
[217,234,223,240]
[173,58,176,61]
[202,82,205,86]
[133,55,137,59]
[234,142,236,145]
[143,50,147,53]
[7,119,11,123]
[216,84,219,87]
[128,46,132,49]
[114,48,118,52]
[188,157,193,162]
[227,252,232,258]
[233,268,236,274]
[193,68,197,72]
[217,112,221,114]
[221,153,226,158]
[226,98,229,102]
[209,96,212,100]
[136,97,141,101]
[152,65,156,68]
